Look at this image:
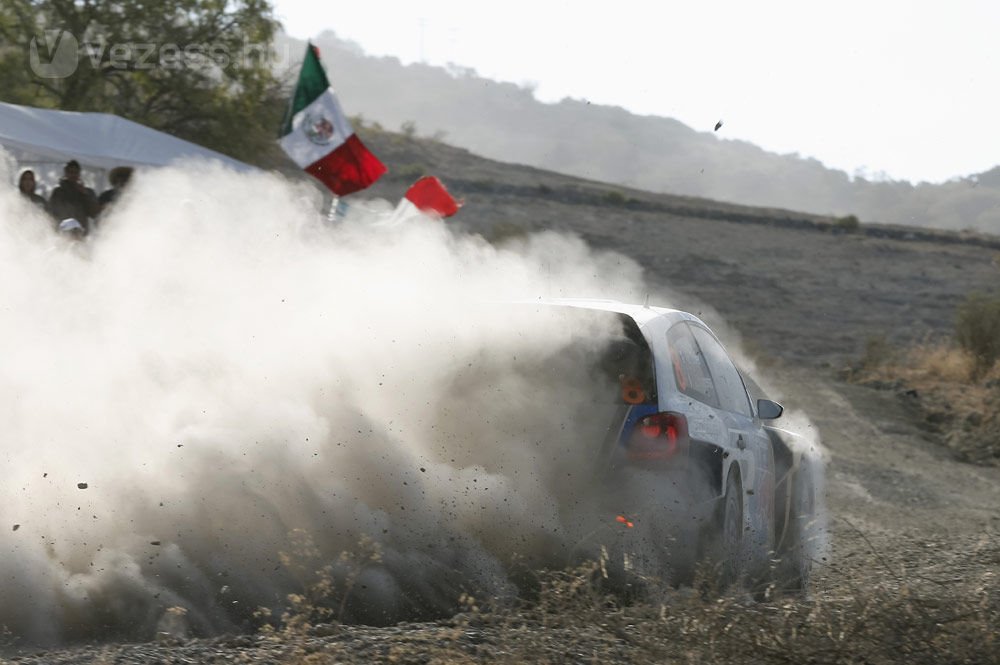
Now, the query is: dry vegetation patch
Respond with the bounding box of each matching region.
[10,546,997,664]
[848,293,1000,466]
[850,341,999,465]
[245,536,999,665]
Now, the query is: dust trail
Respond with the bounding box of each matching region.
[0,158,825,646]
[0,158,650,644]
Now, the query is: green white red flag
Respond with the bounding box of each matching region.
[279,44,386,196]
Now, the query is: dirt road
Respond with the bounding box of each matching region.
[777,365,998,585]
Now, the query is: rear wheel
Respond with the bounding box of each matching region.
[721,470,746,586]
[704,468,747,589]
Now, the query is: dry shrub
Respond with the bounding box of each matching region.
[913,344,977,382]
[956,292,1000,377]
[852,340,999,465]
[860,342,974,385]
[835,214,861,232]
[258,530,383,640]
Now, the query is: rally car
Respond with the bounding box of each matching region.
[529,298,819,591]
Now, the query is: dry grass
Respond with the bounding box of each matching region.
[255,529,384,639]
[956,293,1000,377]
[11,532,996,663]
[267,557,999,665]
[260,533,999,665]
[851,339,1000,465]
[858,340,978,385]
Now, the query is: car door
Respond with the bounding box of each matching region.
[688,325,775,555]
[688,326,756,455]
[663,322,730,476]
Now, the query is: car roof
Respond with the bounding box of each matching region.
[522,297,703,330]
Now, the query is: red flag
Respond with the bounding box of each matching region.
[404,176,462,218]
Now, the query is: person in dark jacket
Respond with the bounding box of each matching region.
[17,169,47,208]
[47,160,99,233]
[98,166,133,210]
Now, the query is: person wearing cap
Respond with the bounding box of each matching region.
[47,160,99,234]
[57,218,87,241]
[17,169,47,208]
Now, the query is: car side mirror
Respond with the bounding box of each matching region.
[757,399,783,420]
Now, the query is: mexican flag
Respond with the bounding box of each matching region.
[279,44,386,196]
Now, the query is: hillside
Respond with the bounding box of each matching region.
[277,31,1000,234]
[358,127,999,367]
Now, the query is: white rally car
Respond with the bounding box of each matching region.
[525,299,820,590]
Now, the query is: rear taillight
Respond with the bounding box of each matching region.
[627,412,688,461]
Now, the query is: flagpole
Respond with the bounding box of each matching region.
[326,194,340,223]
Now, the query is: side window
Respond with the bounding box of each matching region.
[690,326,753,417]
[666,323,719,407]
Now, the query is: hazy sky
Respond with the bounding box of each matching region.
[272,0,999,184]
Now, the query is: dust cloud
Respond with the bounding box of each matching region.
[0,158,651,644]
[0,157,825,646]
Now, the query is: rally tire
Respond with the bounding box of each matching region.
[703,467,748,590]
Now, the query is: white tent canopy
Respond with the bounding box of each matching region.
[0,101,256,191]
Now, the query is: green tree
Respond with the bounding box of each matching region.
[0,0,289,166]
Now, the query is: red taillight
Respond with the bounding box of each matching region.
[627,412,688,461]
[641,421,663,438]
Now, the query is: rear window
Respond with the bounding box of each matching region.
[502,305,657,405]
[593,321,656,404]
[666,323,719,407]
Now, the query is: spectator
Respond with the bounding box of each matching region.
[17,169,47,208]
[98,166,133,210]
[48,160,99,233]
